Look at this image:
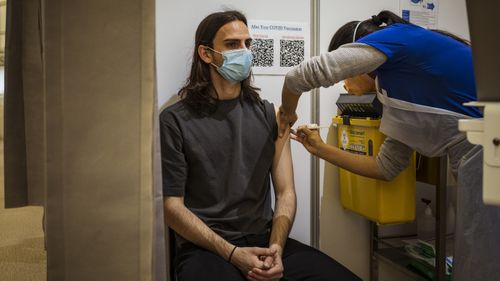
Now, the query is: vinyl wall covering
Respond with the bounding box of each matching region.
[4,0,167,280]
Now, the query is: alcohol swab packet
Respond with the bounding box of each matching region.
[300,123,331,130]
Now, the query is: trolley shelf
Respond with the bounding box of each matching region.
[374,247,430,281]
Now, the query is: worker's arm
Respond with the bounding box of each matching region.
[292,127,384,179]
[279,44,387,136]
[375,137,414,180]
[292,127,413,180]
[314,140,386,180]
[278,86,300,137]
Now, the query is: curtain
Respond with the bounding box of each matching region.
[4,0,45,207]
[4,0,168,280]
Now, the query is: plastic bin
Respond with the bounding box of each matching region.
[333,116,416,224]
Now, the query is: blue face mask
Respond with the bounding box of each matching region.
[208,47,253,83]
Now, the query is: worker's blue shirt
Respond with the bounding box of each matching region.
[358,23,482,118]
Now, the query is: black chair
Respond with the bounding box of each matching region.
[168,228,177,281]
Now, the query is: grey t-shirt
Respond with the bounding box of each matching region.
[160,96,277,243]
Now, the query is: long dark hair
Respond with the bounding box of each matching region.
[328,10,469,52]
[178,10,260,115]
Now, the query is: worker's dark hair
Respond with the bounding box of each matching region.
[178,10,260,115]
[328,10,469,52]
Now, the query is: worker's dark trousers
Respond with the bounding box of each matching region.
[174,233,362,281]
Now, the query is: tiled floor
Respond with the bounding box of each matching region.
[0,144,47,280]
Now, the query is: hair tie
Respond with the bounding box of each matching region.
[228,246,237,263]
[371,15,383,26]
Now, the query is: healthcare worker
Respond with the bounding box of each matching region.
[278,10,481,181]
[279,10,500,281]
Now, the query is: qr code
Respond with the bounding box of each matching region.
[280,40,304,67]
[251,39,274,67]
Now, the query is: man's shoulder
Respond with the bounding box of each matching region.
[260,98,272,106]
[160,100,189,120]
[253,98,274,111]
[260,98,276,115]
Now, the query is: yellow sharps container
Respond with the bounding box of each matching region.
[333,95,416,224]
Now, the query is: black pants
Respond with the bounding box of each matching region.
[174,233,362,281]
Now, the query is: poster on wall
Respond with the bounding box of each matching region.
[400,0,439,29]
[248,20,310,75]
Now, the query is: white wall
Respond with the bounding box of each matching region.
[438,0,470,40]
[156,0,312,244]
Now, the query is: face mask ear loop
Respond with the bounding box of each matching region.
[204,46,223,69]
[205,46,222,55]
[210,62,220,69]
[353,21,363,43]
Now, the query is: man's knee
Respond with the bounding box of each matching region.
[282,242,362,281]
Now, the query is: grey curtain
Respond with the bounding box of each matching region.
[4,0,168,280]
[4,0,45,207]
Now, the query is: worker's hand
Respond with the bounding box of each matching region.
[230,246,277,278]
[278,106,298,138]
[248,244,284,281]
[291,126,325,156]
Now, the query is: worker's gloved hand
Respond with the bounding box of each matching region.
[278,106,297,138]
[248,244,284,281]
[343,74,376,96]
[291,126,325,156]
[230,246,277,278]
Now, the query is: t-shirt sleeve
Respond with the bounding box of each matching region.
[159,110,187,197]
[376,137,413,181]
[284,43,386,94]
[262,100,278,141]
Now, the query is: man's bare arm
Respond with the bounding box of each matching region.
[165,193,278,279]
[269,112,296,254]
[164,197,235,259]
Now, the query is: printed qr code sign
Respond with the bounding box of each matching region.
[280,40,304,67]
[251,39,274,67]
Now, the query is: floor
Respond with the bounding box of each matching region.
[0,100,46,280]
